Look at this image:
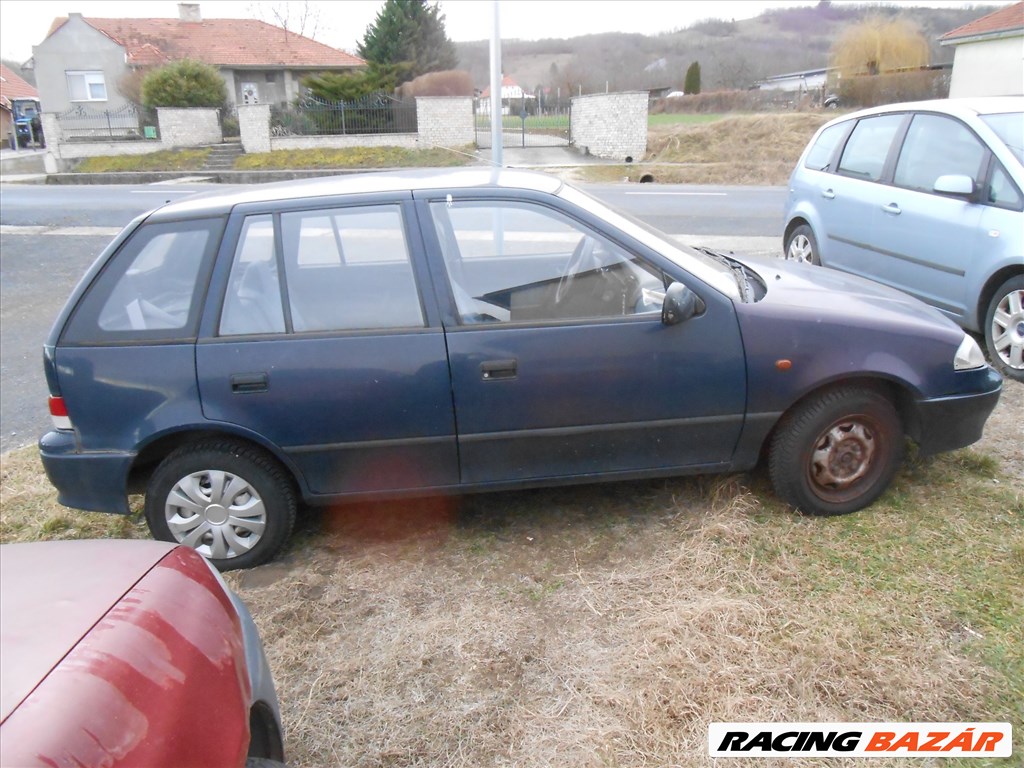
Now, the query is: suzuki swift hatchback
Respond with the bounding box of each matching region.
[41,170,1002,570]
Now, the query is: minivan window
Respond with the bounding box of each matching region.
[981,112,1024,164]
[837,114,904,182]
[987,161,1024,210]
[63,219,222,344]
[894,114,986,194]
[804,122,848,171]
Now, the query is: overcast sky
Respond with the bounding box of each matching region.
[0,0,1007,64]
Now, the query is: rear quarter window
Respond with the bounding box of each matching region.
[62,218,224,344]
[803,122,850,171]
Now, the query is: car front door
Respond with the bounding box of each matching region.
[417,193,747,486]
[870,112,990,323]
[196,198,459,498]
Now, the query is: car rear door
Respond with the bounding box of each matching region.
[416,191,747,486]
[196,195,458,498]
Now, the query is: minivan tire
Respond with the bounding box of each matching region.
[983,275,1024,383]
[784,224,821,265]
[145,440,297,571]
[769,387,903,516]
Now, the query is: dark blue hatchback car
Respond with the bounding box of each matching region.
[40,170,1002,570]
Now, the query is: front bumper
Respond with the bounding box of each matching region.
[913,369,1003,456]
[39,430,134,514]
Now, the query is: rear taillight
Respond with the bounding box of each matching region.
[49,396,72,431]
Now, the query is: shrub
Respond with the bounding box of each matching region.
[397,70,474,97]
[141,59,227,109]
[838,70,949,108]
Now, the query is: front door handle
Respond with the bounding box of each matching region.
[821,188,836,199]
[480,359,517,380]
[231,372,268,393]
[882,203,902,215]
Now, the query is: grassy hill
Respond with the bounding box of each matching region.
[455,3,990,95]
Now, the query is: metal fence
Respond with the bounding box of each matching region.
[55,104,154,142]
[270,95,417,137]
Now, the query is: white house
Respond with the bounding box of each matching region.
[941,2,1024,97]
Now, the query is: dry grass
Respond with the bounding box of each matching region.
[577,113,835,187]
[3,385,1021,768]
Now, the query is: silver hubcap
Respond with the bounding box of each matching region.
[165,470,266,560]
[787,234,813,263]
[990,288,1024,371]
[811,421,875,490]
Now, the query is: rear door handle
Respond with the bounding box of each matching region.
[882,203,901,215]
[480,359,517,380]
[821,188,835,199]
[231,372,268,393]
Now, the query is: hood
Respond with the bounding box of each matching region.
[734,254,963,340]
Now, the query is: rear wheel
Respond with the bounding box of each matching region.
[784,224,820,265]
[984,276,1024,382]
[145,440,296,571]
[769,388,903,516]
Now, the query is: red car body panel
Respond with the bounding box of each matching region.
[0,541,251,767]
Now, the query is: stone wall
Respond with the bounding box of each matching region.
[156,108,222,147]
[417,97,475,148]
[238,104,271,154]
[570,92,648,161]
[271,133,419,151]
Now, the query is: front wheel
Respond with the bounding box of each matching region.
[983,276,1024,382]
[784,224,820,265]
[769,387,903,516]
[145,440,297,571]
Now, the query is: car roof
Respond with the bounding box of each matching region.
[149,167,565,220]
[0,539,178,722]
[829,96,1023,124]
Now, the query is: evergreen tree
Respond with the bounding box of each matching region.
[141,60,226,109]
[357,0,458,85]
[684,61,701,95]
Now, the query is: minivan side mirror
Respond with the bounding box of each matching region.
[933,174,975,199]
[661,282,705,326]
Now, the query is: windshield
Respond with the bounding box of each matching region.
[981,112,1024,165]
[557,184,741,300]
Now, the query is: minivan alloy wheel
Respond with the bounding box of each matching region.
[784,224,820,266]
[985,276,1024,382]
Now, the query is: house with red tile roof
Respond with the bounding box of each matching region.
[30,2,366,114]
[1,63,40,143]
[940,1,1024,97]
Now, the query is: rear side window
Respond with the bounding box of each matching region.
[837,114,904,182]
[63,219,222,344]
[893,114,986,193]
[803,122,849,171]
[219,205,424,335]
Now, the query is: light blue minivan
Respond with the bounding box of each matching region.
[783,97,1023,381]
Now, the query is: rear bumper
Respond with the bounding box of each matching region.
[913,370,1003,456]
[39,430,133,514]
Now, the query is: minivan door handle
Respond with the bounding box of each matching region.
[821,188,835,199]
[480,359,517,380]
[882,203,902,215]
[231,372,268,393]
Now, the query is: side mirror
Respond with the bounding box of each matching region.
[933,174,975,199]
[661,282,704,326]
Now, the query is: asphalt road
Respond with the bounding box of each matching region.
[0,180,787,454]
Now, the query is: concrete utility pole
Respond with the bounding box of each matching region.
[489,0,502,166]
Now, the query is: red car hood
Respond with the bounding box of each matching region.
[0,539,176,722]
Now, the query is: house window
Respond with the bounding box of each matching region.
[66,71,107,102]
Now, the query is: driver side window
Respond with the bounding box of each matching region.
[429,200,665,324]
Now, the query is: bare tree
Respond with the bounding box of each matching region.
[246,1,320,40]
[831,15,928,77]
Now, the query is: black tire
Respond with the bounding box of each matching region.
[769,387,903,516]
[784,223,821,265]
[983,275,1024,383]
[145,440,297,571]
